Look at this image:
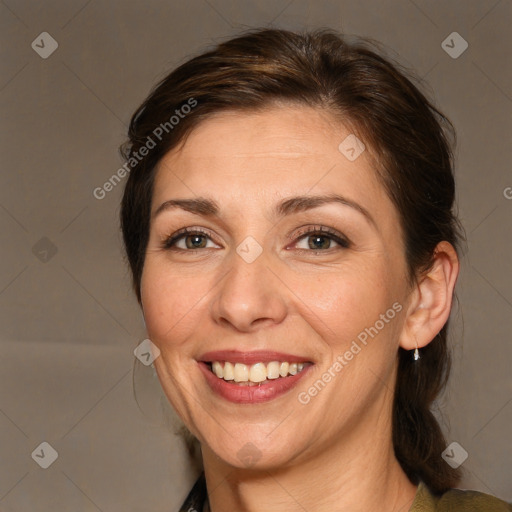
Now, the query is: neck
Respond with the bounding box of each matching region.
[201,398,418,511]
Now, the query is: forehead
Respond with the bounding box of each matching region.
[162,106,360,163]
[152,106,393,222]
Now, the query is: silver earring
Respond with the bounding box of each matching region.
[413,342,420,361]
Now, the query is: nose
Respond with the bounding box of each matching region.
[210,247,287,332]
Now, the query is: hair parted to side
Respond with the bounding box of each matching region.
[120,28,464,493]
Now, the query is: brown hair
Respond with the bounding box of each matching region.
[120,28,463,493]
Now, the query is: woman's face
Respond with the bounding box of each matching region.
[141,106,413,469]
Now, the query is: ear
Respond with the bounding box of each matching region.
[399,241,459,351]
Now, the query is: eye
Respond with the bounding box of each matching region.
[293,226,350,252]
[163,228,220,251]
[162,226,350,253]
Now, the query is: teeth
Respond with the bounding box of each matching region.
[223,361,235,380]
[212,361,223,378]
[249,363,267,382]
[266,361,280,380]
[210,360,308,383]
[234,363,249,382]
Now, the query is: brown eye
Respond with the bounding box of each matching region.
[184,234,208,249]
[294,227,350,252]
[306,234,334,250]
[163,228,219,251]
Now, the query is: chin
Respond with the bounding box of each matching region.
[203,426,304,471]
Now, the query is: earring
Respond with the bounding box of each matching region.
[413,342,420,361]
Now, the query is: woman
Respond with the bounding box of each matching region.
[120,29,511,511]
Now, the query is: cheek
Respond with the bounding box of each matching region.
[140,259,213,348]
[293,260,397,346]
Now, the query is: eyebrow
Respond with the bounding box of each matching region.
[153,194,376,227]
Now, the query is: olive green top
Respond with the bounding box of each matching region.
[410,481,511,511]
[179,473,512,511]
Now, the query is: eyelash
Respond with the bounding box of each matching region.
[292,225,351,251]
[162,226,351,253]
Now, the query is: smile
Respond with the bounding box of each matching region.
[209,361,309,385]
[211,361,309,386]
[197,350,314,403]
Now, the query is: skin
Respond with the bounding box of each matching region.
[140,106,459,512]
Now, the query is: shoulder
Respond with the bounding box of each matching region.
[411,482,512,512]
[437,488,512,511]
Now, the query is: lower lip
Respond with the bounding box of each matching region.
[198,362,312,404]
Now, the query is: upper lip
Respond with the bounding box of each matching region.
[198,350,312,365]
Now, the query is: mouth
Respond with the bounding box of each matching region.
[197,350,313,403]
[207,360,310,385]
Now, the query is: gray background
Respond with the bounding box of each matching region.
[1,1,511,510]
